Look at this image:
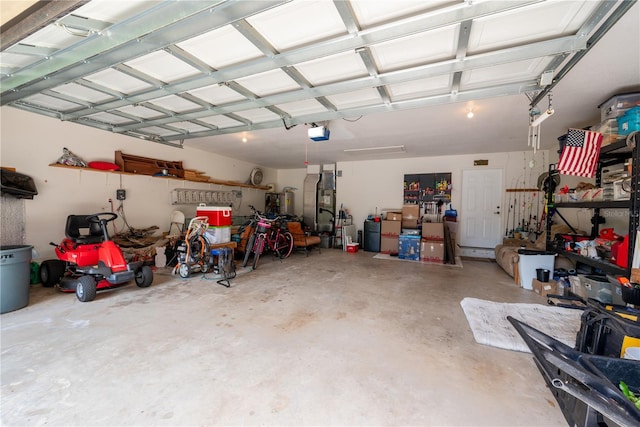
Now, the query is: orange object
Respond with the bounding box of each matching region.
[618,276,632,288]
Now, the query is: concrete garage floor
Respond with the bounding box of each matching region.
[1,250,567,426]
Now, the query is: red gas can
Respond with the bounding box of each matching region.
[615,234,629,268]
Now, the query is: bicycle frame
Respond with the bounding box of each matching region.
[242,208,293,269]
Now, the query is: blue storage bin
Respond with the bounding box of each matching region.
[617,106,640,135]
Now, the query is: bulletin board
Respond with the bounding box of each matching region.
[403,173,452,204]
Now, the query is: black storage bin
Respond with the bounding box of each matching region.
[576,299,640,358]
[509,316,640,427]
[1,169,38,199]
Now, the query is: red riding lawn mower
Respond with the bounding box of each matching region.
[39,213,153,302]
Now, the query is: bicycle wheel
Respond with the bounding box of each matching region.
[252,234,265,270]
[275,231,294,258]
[242,232,256,267]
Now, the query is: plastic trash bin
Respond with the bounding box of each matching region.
[517,249,555,290]
[320,235,333,249]
[1,245,33,314]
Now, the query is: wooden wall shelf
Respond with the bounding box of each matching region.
[48,163,269,190]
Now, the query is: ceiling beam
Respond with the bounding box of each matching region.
[157,80,542,142]
[0,0,89,51]
[0,1,287,102]
[102,34,586,133]
[529,0,634,107]
[2,0,541,107]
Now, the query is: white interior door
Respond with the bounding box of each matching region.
[460,169,503,248]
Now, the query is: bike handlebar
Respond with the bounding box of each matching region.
[248,205,289,224]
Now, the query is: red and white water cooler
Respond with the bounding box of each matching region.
[197,205,232,244]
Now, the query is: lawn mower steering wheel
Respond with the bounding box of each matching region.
[87,212,118,224]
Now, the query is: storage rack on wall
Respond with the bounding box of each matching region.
[403,173,452,205]
[545,134,639,276]
[170,188,241,206]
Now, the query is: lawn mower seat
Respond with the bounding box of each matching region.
[65,214,104,244]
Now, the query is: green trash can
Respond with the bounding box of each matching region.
[1,245,33,314]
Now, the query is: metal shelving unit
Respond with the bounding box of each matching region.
[545,134,639,276]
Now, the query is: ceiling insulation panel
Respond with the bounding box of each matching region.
[0,0,635,161]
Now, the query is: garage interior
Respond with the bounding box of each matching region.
[1,1,639,426]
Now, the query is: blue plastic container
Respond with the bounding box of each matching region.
[617,106,640,135]
[398,234,420,260]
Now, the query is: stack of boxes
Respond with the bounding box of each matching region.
[398,205,420,260]
[380,212,401,254]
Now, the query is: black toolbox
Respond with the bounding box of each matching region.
[509,316,640,427]
[575,299,640,358]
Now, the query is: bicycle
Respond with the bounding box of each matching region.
[242,206,293,269]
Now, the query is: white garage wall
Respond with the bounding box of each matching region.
[0,107,278,259]
[4,105,580,258]
[335,149,550,241]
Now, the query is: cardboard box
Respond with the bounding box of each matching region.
[402,219,419,229]
[402,204,419,219]
[420,240,444,263]
[421,222,444,241]
[532,279,558,297]
[402,204,420,229]
[381,220,401,237]
[398,234,420,260]
[402,204,419,218]
[380,236,399,254]
[385,211,402,221]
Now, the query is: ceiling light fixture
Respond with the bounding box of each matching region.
[242,137,247,143]
[467,110,474,119]
[344,145,406,155]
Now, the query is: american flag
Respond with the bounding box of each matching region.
[557,128,603,178]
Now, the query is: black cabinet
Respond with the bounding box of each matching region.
[546,136,639,276]
[364,220,381,252]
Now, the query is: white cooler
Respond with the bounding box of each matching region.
[517,249,556,290]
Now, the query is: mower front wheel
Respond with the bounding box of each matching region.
[135,265,153,288]
[178,263,190,279]
[39,260,65,287]
[75,276,97,302]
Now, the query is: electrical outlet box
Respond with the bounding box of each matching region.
[116,189,126,200]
